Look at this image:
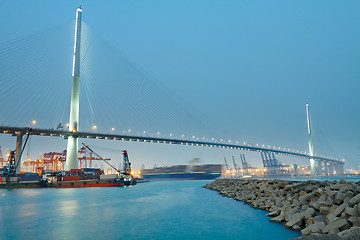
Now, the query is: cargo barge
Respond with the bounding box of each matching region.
[141,172,220,180]
[0,141,136,188]
[141,164,222,180]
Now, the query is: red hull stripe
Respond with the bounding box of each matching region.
[49,183,125,188]
[0,185,43,189]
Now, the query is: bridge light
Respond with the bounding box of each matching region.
[128,129,131,133]
[93,125,97,130]
[111,128,115,131]
[157,132,160,135]
[181,134,184,137]
[170,133,173,136]
[32,120,36,125]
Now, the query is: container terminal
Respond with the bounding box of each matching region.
[0,132,136,188]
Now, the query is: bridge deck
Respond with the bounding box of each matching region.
[0,126,344,164]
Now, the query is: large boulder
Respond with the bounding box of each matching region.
[291,233,340,240]
[301,222,326,236]
[345,206,359,217]
[285,217,303,229]
[333,203,349,217]
[335,191,346,205]
[337,226,360,240]
[348,194,360,207]
[323,218,350,234]
[270,213,285,223]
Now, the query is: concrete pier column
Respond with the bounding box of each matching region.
[324,162,329,175]
[329,163,334,175]
[339,163,344,175]
[317,160,322,175]
[14,131,24,174]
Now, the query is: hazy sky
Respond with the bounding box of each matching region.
[0,1,359,171]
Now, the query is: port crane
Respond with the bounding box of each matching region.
[3,130,31,177]
[240,153,249,170]
[232,156,238,170]
[82,143,121,173]
[81,144,135,185]
[224,157,229,170]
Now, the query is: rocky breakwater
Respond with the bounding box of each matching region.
[204,179,360,239]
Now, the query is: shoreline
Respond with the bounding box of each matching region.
[204,179,360,239]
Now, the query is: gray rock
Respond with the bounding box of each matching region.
[335,191,346,205]
[338,226,360,240]
[270,214,284,223]
[266,211,279,217]
[347,216,360,227]
[293,224,302,231]
[330,184,342,190]
[323,218,350,234]
[348,194,360,207]
[345,206,359,217]
[290,233,341,240]
[319,206,331,216]
[314,215,326,224]
[301,222,326,236]
[285,217,302,229]
[325,213,338,224]
[330,202,348,217]
[345,191,355,200]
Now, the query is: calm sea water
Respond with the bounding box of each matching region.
[0,180,301,240]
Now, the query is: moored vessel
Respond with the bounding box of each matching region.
[141,164,222,180]
[0,140,136,188]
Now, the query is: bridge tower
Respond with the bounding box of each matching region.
[306,103,316,175]
[65,6,82,170]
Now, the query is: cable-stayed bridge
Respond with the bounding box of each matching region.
[0,7,345,175]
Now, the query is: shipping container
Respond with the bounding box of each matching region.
[62,176,79,181]
[100,174,117,180]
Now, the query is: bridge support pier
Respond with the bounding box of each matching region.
[66,136,78,170]
[316,160,322,175]
[310,158,316,175]
[334,162,344,175]
[324,161,329,175]
[329,162,334,175]
[14,131,24,174]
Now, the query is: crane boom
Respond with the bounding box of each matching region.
[82,143,121,173]
[232,156,238,170]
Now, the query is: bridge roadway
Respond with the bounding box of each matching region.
[0,126,344,164]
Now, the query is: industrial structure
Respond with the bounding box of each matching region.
[66,6,82,170]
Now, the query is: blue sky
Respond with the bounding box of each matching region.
[0,0,359,171]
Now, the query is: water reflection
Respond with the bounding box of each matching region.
[58,200,79,218]
[19,203,38,217]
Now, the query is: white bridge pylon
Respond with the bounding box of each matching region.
[65,6,82,170]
